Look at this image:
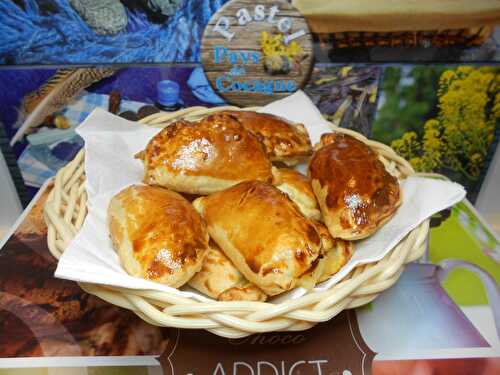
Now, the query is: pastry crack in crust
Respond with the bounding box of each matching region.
[274,168,322,221]
[188,242,268,301]
[213,111,313,165]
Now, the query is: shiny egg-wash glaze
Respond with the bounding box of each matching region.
[139,113,273,195]
[218,111,313,165]
[193,181,323,296]
[309,133,401,240]
[108,185,208,287]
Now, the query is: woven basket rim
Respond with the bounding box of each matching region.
[43,105,428,338]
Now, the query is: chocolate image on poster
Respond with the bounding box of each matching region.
[0,183,175,357]
[160,311,375,375]
[201,0,313,106]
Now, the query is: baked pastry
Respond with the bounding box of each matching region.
[188,242,267,301]
[275,168,321,221]
[309,133,401,240]
[218,111,312,165]
[312,221,354,282]
[108,185,208,288]
[193,181,323,296]
[138,113,273,194]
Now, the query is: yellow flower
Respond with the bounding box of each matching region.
[440,70,455,84]
[410,157,425,172]
[340,66,352,77]
[402,131,417,142]
[259,31,303,60]
[285,41,303,58]
[391,66,499,180]
[457,66,474,75]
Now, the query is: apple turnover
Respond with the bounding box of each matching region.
[193,181,323,296]
[108,185,208,288]
[312,221,354,283]
[188,241,267,301]
[218,111,313,165]
[138,113,273,194]
[309,133,401,240]
[275,168,321,221]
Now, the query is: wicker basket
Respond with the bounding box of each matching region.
[43,106,429,338]
[317,27,492,48]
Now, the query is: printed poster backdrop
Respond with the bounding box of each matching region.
[0,64,497,202]
[0,64,383,198]
[0,0,499,65]
[0,66,224,196]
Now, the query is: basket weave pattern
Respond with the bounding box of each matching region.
[317,27,491,48]
[44,106,429,338]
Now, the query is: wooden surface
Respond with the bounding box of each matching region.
[201,0,313,106]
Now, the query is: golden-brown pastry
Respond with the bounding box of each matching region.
[188,242,267,301]
[218,111,312,165]
[309,133,401,240]
[193,181,323,296]
[312,221,354,283]
[138,114,273,194]
[108,185,208,288]
[275,168,321,221]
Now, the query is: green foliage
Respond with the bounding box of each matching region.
[373,66,446,144]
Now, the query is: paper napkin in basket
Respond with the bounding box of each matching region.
[55,91,466,302]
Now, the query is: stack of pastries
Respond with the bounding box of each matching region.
[108,111,401,301]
